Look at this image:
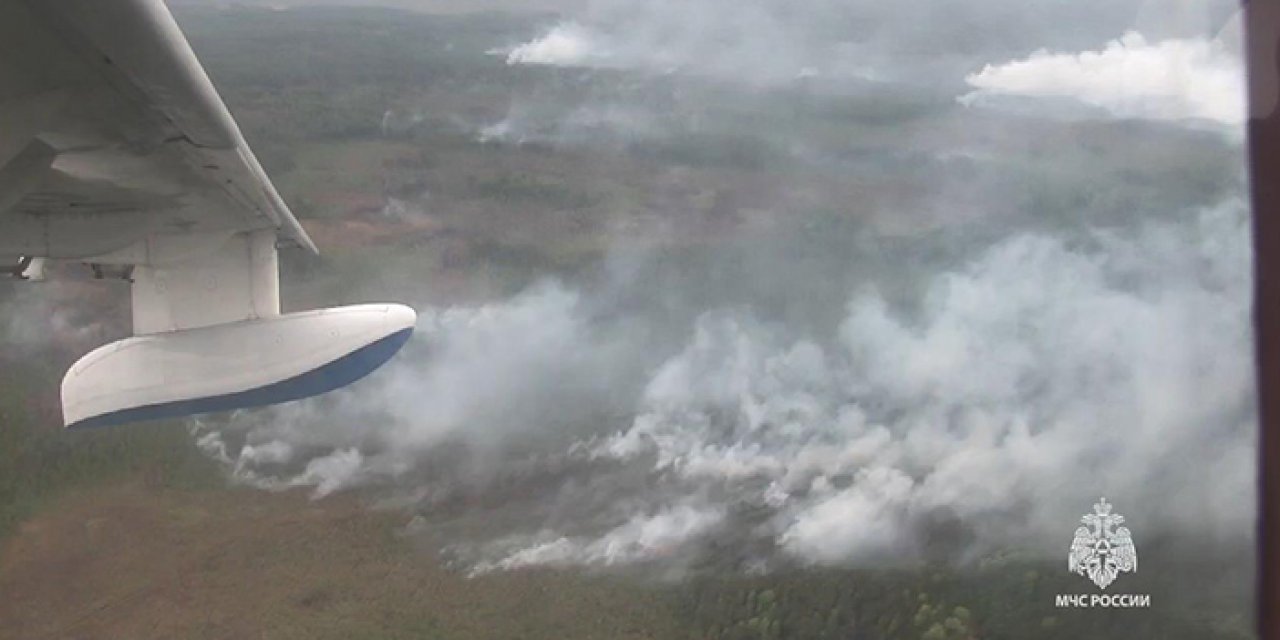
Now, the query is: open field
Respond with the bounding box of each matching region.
[0,483,684,640]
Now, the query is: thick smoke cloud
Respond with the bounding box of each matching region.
[504,22,601,67]
[494,0,1239,86]
[962,29,1244,126]
[3,285,87,350]
[195,196,1254,571]
[0,278,124,362]
[598,200,1252,564]
[475,1,1243,166]
[467,501,725,575]
[179,0,1253,577]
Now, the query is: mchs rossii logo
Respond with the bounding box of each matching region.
[1054,498,1150,609]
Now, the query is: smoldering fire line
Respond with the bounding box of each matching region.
[194,197,1253,573]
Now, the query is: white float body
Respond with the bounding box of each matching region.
[62,303,415,429]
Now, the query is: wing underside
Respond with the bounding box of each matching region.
[0,0,415,428]
[0,0,315,260]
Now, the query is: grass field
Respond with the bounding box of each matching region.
[0,482,687,640]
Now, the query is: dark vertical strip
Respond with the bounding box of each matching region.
[1249,1,1280,637]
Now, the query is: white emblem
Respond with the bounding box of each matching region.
[1068,497,1137,590]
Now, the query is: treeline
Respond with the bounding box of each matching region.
[669,563,1252,640]
[674,570,980,640]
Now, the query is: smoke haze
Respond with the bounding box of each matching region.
[195,194,1254,571]
[29,0,1248,579]
[492,0,1240,85]
[962,30,1244,126]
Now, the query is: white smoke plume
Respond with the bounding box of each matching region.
[494,0,1238,87]
[0,280,119,354]
[586,199,1253,565]
[498,10,872,85]
[472,1,1243,167]
[195,195,1254,571]
[478,102,664,149]
[467,502,725,575]
[961,29,1244,126]
[503,21,603,67]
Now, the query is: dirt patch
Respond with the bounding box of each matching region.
[0,482,679,640]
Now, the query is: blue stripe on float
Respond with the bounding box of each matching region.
[66,327,413,430]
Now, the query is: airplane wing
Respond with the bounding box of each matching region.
[0,0,416,429]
